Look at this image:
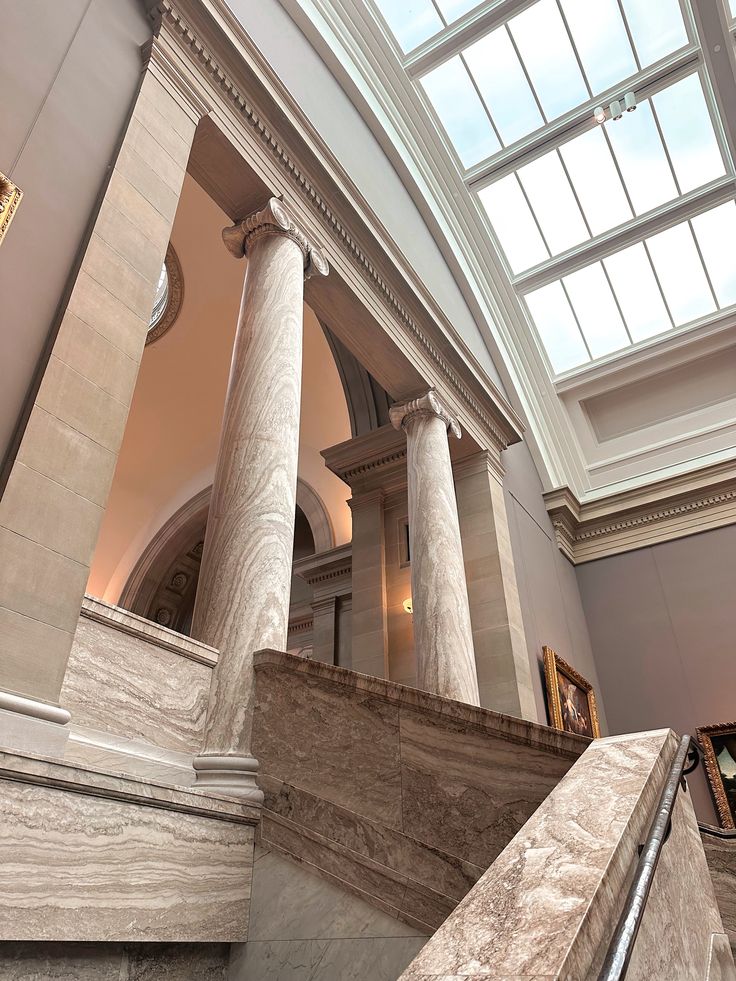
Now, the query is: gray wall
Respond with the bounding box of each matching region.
[0,0,150,474]
[229,845,427,980]
[577,524,736,823]
[503,442,607,732]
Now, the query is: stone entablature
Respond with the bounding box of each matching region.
[545,458,736,563]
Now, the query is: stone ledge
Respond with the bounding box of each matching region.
[252,648,588,759]
[81,594,218,667]
[0,748,259,825]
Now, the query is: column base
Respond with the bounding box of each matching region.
[192,753,264,804]
[0,689,71,757]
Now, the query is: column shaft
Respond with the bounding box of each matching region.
[192,199,327,798]
[392,392,480,705]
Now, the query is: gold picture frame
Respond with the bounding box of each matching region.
[0,171,23,247]
[543,646,600,739]
[696,721,736,830]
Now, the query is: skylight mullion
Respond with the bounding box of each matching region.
[465,47,700,189]
[512,177,736,293]
[429,0,449,26]
[615,0,642,72]
[601,124,637,216]
[555,148,594,238]
[504,23,547,122]
[459,51,504,148]
[600,262,634,344]
[559,279,594,360]
[513,172,555,256]
[553,0,594,99]
[687,217,721,310]
[641,239,677,329]
[649,100,684,198]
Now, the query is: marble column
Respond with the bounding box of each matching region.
[191,198,328,800]
[390,390,480,705]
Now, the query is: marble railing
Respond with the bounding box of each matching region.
[397,728,735,980]
[61,595,216,762]
[251,649,588,932]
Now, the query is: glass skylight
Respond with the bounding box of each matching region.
[479,73,724,275]
[417,0,692,169]
[524,200,736,373]
[369,0,734,379]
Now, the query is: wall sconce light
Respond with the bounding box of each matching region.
[624,91,637,112]
[593,106,606,124]
[402,598,413,615]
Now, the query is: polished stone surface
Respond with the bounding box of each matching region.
[63,723,195,786]
[253,650,586,930]
[0,942,230,979]
[63,602,213,755]
[391,391,479,705]
[702,828,736,953]
[0,749,256,942]
[398,729,733,980]
[228,844,427,980]
[192,202,325,796]
[706,934,736,981]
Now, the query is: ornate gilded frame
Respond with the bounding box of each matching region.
[543,645,601,738]
[146,242,184,344]
[696,721,736,830]
[0,171,23,247]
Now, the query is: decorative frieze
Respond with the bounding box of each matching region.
[545,459,736,563]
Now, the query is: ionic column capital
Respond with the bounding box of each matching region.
[222,197,329,279]
[389,389,461,439]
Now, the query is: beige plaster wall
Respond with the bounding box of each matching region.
[0,0,150,474]
[87,174,351,602]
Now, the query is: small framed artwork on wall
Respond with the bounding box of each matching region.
[543,646,601,739]
[697,721,736,830]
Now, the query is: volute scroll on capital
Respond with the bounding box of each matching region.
[389,389,462,439]
[222,197,329,279]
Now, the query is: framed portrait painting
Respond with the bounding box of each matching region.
[697,721,736,830]
[543,646,601,739]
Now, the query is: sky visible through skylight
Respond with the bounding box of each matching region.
[372,0,736,376]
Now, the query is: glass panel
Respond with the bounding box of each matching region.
[560,0,637,95]
[373,0,443,51]
[517,151,589,254]
[509,0,588,121]
[525,281,590,372]
[563,263,630,357]
[421,57,500,166]
[464,28,544,146]
[620,0,688,67]
[691,201,736,308]
[435,0,480,22]
[646,222,716,324]
[731,0,736,18]
[604,242,671,341]
[605,101,678,214]
[653,75,725,193]
[479,174,549,273]
[149,263,168,330]
[559,127,633,236]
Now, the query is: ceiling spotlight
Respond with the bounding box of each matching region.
[594,106,606,124]
[624,91,637,112]
[609,99,623,120]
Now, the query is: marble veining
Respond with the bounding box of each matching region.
[0,770,254,942]
[399,729,733,980]
[62,613,211,754]
[702,828,736,951]
[391,392,479,705]
[193,207,325,767]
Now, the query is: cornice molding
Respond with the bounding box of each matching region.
[154,0,522,455]
[544,459,736,563]
[292,543,352,590]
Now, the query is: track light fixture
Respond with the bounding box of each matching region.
[596,91,636,124]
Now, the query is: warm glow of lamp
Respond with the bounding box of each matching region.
[403,598,413,615]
